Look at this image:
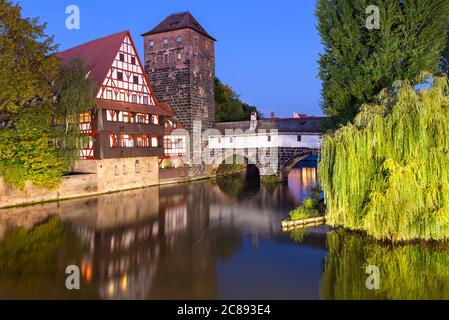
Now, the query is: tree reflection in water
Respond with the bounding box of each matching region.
[321,230,449,300]
[0,168,325,300]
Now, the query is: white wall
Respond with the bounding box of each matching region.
[208,134,321,150]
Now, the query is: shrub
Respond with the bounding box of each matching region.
[289,197,320,220]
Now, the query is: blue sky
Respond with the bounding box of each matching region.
[17,0,323,118]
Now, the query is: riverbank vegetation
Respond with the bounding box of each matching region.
[320,77,449,241]
[0,1,95,190]
[322,230,449,299]
[289,197,320,221]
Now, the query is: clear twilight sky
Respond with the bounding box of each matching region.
[16,0,324,118]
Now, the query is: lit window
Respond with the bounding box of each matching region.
[149,41,154,48]
[151,115,159,125]
[79,112,91,123]
[118,111,133,123]
[163,39,168,46]
[106,110,117,122]
[136,135,149,147]
[177,53,182,60]
[151,136,158,147]
[120,134,134,148]
[109,134,119,147]
[136,113,149,124]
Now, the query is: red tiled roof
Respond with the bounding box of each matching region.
[142,12,216,41]
[57,31,128,87]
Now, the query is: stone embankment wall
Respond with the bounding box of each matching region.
[0,157,159,209]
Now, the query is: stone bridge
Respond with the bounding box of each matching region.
[205,116,325,180]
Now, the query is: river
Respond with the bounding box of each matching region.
[1,163,448,300]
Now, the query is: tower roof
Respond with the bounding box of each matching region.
[141,12,216,41]
[57,30,129,87]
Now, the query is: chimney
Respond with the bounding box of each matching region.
[250,112,257,122]
[250,112,257,131]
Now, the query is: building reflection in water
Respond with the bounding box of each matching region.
[0,165,321,299]
[288,166,319,202]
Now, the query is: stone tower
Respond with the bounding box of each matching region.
[142,12,216,134]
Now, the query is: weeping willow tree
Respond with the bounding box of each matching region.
[321,230,449,300]
[319,76,449,241]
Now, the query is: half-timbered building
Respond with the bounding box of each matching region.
[58,31,172,189]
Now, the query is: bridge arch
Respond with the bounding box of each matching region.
[278,148,319,180]
[210,150,261,176]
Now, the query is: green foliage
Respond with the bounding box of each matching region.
[289,197,320,220]
[442,24,449,75]
[54,58,96,171]
[319,76,449,241]
[0,59,95,190]
[0,103,65,190]
[0,1,96,191]
[215,78,262,122]
[0,0,59,112]
[289,228,309,243]
[316,0,449,127]
[322,230,449,299]
[0,217,65,276]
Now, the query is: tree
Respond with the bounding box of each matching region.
[214,78,262,122]
[319,76,449,241]
[54,58,96,171]
[0,1,95,190]
[0,0,59,112]
[316,0,449,127]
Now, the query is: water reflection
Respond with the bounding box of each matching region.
[0,167,327,299]
[321,230,449,300]
[288,166,318,202]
